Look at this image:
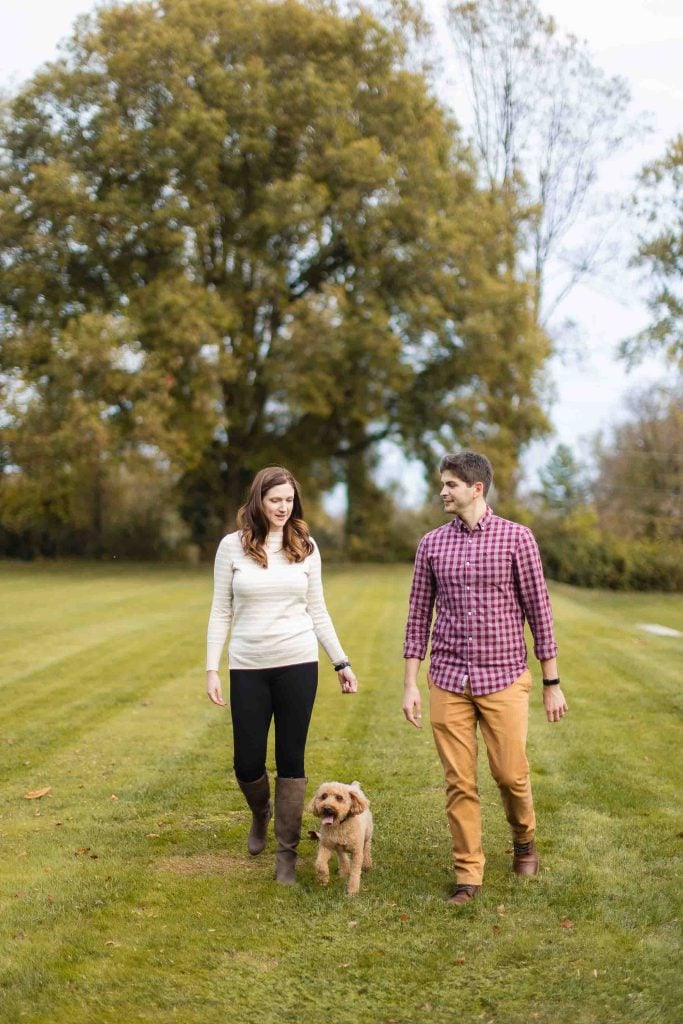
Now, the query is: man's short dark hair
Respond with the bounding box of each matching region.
[439,451,493,497]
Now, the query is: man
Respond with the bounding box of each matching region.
[402,451,568,906]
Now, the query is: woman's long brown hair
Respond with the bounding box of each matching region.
[237,467,314,568]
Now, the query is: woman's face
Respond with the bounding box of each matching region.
[262,482,295,530]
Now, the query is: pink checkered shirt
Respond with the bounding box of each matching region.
[403,507,557,695]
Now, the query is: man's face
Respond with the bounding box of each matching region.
[439,470,480,515]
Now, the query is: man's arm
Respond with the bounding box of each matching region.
[402,657,423,728]
[540,656,568,724]
[402,537,435,729]
[514,531,568,724]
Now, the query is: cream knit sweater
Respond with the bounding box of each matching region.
[206,530,347,671]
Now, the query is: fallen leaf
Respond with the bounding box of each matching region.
[74,848,91,856]
[348,921,358,929]
[399,914,410,923]
[454,956,466,965]
[496,904,507,916]
[593,969,598,978]
[492,925,501,935]
[141,699,152,706]
[54,822,63,827]
[146,833,160,838]
[110,795,119,801]
[24,786,52,800]
[560,918,574,929]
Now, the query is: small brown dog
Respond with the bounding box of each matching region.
[307,781,373,896]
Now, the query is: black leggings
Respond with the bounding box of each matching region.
[229,662,318,782]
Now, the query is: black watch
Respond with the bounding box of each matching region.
[334,659,351,672]
[542,677,561,686]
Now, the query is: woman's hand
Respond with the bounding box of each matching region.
[338,666,358,694]
[206,670,227,706]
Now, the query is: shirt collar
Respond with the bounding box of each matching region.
[450,505,493,533]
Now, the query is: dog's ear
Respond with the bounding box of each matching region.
[348,788,369,815]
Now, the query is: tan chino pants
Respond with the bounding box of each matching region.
[429,670,535,886]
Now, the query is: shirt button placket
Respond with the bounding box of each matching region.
[464,534,473,684]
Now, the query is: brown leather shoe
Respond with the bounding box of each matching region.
[446,884,481,906]
[513,840,539,876]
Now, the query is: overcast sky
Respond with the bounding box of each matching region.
[1,0,681,498]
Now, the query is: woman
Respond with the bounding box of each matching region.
[206,466,358,884]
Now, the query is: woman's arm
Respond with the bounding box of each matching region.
[205,536,235,705]
[306,543,357,692]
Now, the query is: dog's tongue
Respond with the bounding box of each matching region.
[322,815,334,825]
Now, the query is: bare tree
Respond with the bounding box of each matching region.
[445,0,635,328]
[593,382,682,541]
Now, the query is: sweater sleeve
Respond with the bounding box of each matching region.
[305,542,347,666]
[206,535,235,671]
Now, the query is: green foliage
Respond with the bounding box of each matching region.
[533,507,683,592]
[0,0,550,557]
[622,134,683,368]
[0,563,681,1022]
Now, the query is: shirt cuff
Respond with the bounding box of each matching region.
[534,642,558,660]
[403,644,426,660]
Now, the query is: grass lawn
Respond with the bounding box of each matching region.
[0,562,681,1024]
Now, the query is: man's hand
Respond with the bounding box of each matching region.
[402,682,423,728]
[206,670,227,707]
[543,685,568,723]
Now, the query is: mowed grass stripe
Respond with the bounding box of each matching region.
[1,564,681,1024]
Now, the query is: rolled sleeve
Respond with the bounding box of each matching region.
[513,529,558,661]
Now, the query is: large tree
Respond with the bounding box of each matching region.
[0,0,548,553]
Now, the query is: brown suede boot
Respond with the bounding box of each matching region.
[237,773,272,856]
[274,776,307,885]
[513,839,539,876]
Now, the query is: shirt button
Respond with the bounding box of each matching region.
[468,637,473,642]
